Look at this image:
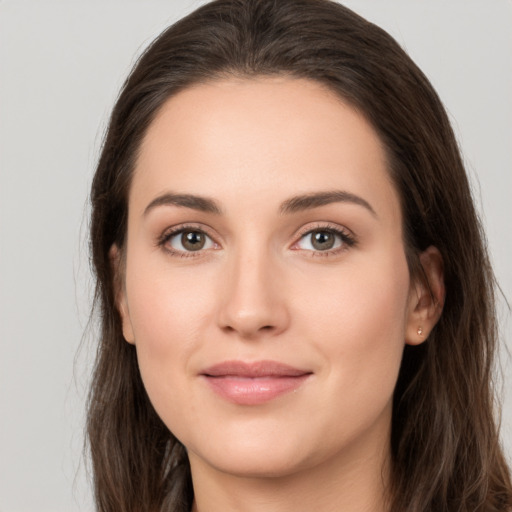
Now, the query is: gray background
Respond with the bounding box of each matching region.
[0,1,510,511]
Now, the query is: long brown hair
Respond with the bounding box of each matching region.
[87,1,512,510]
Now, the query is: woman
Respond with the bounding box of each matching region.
[87,0,512,510]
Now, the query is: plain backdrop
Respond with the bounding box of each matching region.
[0,1,511,511]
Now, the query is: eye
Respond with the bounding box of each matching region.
[294,227,355,253]
[164,229,216,253]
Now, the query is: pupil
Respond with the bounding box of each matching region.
[312,231,334,250]
[182,231,205,251]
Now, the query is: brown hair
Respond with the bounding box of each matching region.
[87,1,512,510]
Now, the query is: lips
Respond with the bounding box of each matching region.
[200,360,312,405]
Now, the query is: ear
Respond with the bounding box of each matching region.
[109,245,135,344]
[405,246,445,346]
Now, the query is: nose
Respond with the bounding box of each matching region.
[216,247,290,339]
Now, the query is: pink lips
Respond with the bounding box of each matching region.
[200,360,312,405]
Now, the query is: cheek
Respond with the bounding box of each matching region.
[123,259,215,411]
[300,249,409,335]
[125,251,214,345]
[298,250,410,403]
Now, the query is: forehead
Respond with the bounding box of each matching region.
[131,77,400,225]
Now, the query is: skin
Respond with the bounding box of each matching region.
[115,77,444,512]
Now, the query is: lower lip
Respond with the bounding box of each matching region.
[203,375,310,405]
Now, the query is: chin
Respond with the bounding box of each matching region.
[184,423,333,481]
[190,446,313,479]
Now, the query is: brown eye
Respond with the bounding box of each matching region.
[181,231,206,251]
[295,227,352,253]
[166,229,215,253]
[310,230,336,250]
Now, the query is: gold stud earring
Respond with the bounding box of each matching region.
[417,326,423,336]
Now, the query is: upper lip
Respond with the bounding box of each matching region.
[201,360,311,378]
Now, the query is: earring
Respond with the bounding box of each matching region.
[417,326,423,336]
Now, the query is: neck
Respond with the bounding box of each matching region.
[189,425,391,512]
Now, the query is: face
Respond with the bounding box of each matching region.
[117,77,428,481]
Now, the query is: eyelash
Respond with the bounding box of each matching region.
[157,222,357,258]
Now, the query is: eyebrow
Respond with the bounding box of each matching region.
[143,189,376,218]
[279,190,377,217]
[144,193,222,216]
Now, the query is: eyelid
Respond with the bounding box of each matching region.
[293,221,353,239]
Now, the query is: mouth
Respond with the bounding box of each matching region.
[200,360,313,405]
